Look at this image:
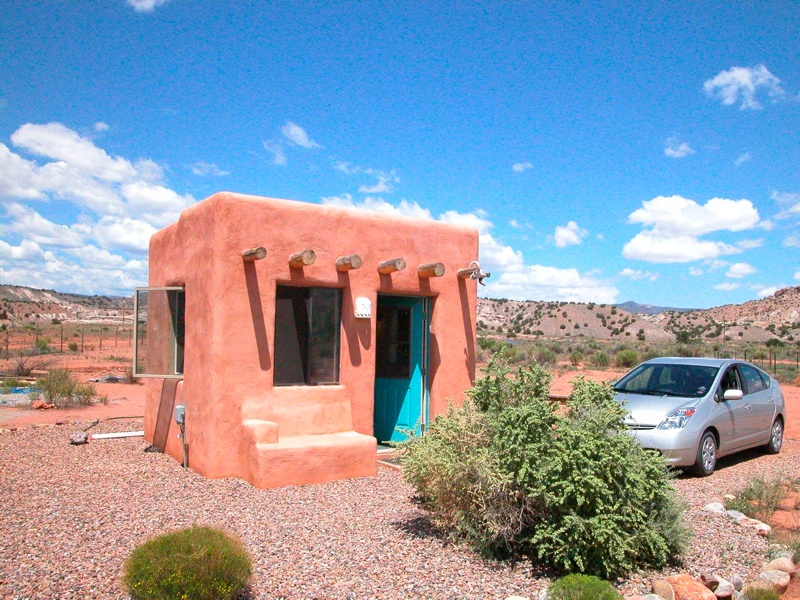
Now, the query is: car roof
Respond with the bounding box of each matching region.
[641,357,736,368]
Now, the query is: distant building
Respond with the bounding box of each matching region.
[135,192,480,488]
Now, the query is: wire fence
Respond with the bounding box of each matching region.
[1,323,133,359]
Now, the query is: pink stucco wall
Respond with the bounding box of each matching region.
[144,192,479,488]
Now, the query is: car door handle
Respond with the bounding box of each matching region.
[744,403,752,411]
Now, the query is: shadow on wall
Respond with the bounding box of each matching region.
[339,272,372,367]
[244,262,271,371]
[153,378,180,452]
[458,279,476,381]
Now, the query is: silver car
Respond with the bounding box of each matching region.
[613,357,785,476]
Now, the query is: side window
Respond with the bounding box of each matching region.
[739,364,767,394]
[716,367,741,400]
[274,286,341,386]
[133,287,185,378]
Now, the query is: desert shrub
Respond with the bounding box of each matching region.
[68,342,78,352]
[589,350,610,368]
[724,476,786,522]
[401,352,688,578]
[7,349,52,377]
[34,338,52,354]
[535,348,558,367]
[36,369,97,407]
[641,347,662,361]
[615,349,638,369]
[569,350,583,366]
[547,574,622,600]
[122,525,252,600]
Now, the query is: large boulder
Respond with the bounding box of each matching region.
[665,575,716,600]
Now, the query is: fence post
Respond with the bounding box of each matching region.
[81,325,85,354]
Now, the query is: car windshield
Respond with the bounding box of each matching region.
[613,363,720,398]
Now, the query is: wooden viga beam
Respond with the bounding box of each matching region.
[336,254,363,272]
[418,262,445,278]
[289,249,316,268]
[457,265,479,279]
[377,258,406,274]
[241,247,267,261]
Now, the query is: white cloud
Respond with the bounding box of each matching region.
[623,195,761,263]
[664,137,695,159]
[262,141,287,166]
[281,121,321,149]
[0,121,197,293]
[512,162,532,172]
[714,282,740,291]
[689,267,704,276]
[620,268,658,282]
[786,236,800,248]
[93,216,158,253]
[359,175,392,194]
[189,161,229,177]
[735,152,751,166]
[794,271,800,281]
[726,262,756,278]
[755,285,786,298]
[319,195,616,302]
[94,122,109,132]
[126,0,169,12]
[736,239,763,250]
[703,65,785,110]
[11,122,137,182]
[554,221,588,248]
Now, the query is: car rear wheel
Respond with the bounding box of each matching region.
[764,417,783,455]
[691,430,717,477]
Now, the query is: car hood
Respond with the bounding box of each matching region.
[614,392,699,428]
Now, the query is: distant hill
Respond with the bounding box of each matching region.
[0,285,131,326]
[478,287,800,344]
[615,301,695,315]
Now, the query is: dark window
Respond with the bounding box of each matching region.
[375,306,411,378]
[739,364,768,394]
[133,287,185,378]
[274,286,341,385]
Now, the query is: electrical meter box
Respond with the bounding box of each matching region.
[174,403,185,425]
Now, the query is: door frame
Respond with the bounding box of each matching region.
[372,294,431,442]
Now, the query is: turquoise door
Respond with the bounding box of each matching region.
[373,296,429,443]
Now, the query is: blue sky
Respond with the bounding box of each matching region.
[0,1,798,308]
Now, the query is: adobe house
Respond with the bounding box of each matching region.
[134,192,481,488]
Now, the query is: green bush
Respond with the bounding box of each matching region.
[589,350,610,368]
[535,348,558,367]
[615,349,638,368]
[547,574,622,600]
[401,351,688,578]
[569,350,583,366]
[35,369,96,407]
[68,341,78,352]
[122,526,252,600]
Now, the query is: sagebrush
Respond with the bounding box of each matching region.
[34,369,96,407]
[401,350,689,578]
[122,525,252,600]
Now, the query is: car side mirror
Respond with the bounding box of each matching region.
[723,389,743,401]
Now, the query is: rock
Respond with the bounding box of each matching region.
[665,574,716,600]
[700,574,719,591]
[69,431,88,445]
[763,556,795,573]
[755,523,771,537]
[774,549,795,561]
[713,578,734,599]
[723,494,736,501]
[653,579,676,600]
[505,596,529,600]
[730,575,744,591]
[752,569,791,595]
[726,510,746,522]
[31,399,44,409]
[703,502,727,514]
[537,589,549,600]
[644,595,665,600]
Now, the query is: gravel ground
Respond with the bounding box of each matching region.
[1,420,798,600]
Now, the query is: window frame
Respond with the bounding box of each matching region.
[273,285,342,386]
[132,286,186,379]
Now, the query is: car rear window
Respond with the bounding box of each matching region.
[739,364,769,394]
